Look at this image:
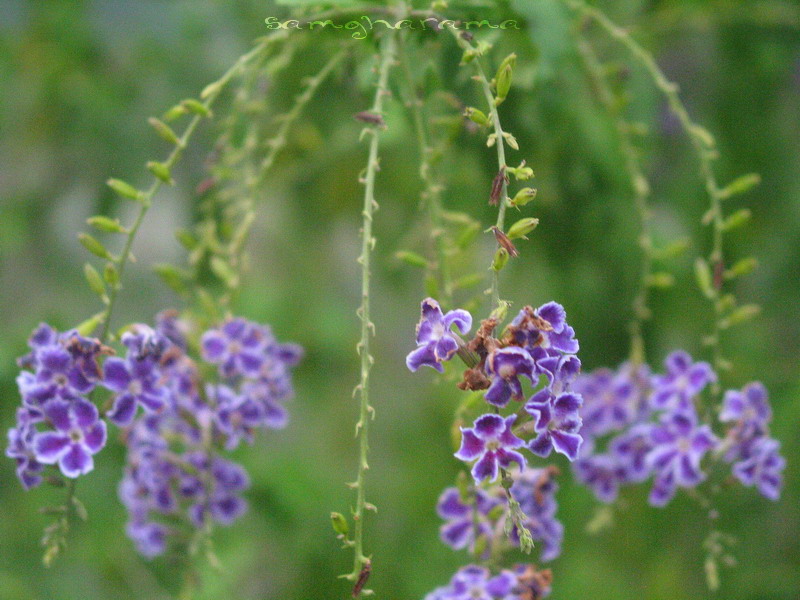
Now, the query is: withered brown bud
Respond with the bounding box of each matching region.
[490,226,519,258]
[467,317,501,356]
[352,559,371,598]
[457,367,491,391]
[489,167,507,206]
[354,111,385,127]
[513,565,554,600]
[502,305,551,347]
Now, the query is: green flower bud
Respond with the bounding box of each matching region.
[495,60,514,103]
[722,209,751,232]
[83,263,106,297]
[720,173,760,199]
[463,107,489,126]
[87,216,126,234]
[147,161,174,185]
[148,117,182,147]
[394,251,428,268]
[106,178,143,201]
[507,218,539,240]
[492,247,509,271]
[181,98,212,118]
[78,233,114,260]
[694,258,714,299]
[510,187,537,207]
[725,257,758,279]
[330,512,349,537]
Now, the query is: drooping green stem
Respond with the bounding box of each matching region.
[566,0,727,393]
[398,35,453,305]
[346,29,398,596]
[453,33,511,313]
[100,35,280,342]
[573,30,653,365]
[253,48,347,185]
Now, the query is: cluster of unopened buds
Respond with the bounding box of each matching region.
[407,297,584,595]
[573,352,785,507]
[6,312,302,557]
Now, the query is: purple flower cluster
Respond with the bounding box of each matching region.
[423,564,552,600]
[406,299,585,484]
[719,382,784,500]
[118,316,302,557]
[7,325,108,485]
[436,468,564,563]
[6,314,302,559]
[573,352,785,506]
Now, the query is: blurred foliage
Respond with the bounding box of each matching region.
[0,1,798,599]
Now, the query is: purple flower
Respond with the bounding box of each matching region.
[436,487,501,553]
[126,520,168,558]
[484,347,537,407]
[573,454,626,503]
[510,468,564,561]
[609,423,654,483]
[455,414,526,483]
[406,298,472,372]
[645,409,717,506]
[19,345,95,405]
[720,382,771,429]
[526,390,583,461]
[731,436,785,501]
[210,384,266,450]
[103,356,169,426]
[508,302,579,359]
[575,363,650,438]
[32,398,107,478]
[437,565,516,600]
[185,455,250,526]
[650,351,716,413]
[201,318,273,378]
[5,407,45,489]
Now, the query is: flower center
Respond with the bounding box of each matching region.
[498,363,515,379]
[677,438,690,453]
[54,374,68,387]
[69,428,83,443]
[128,380,143,396]
[486,440,500,452]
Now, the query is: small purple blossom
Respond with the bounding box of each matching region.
[731,436,785,501]
[455,414,525,483]
[526,390,583,461]
[32,398,107,478]
[650,351,716,413]
[609,423,654,483]
[436,487,501,553]
[201,318,273,378]
[429,565,516,600]
[510,468,564,561]
[5,407,45,489]
[406,298,472,372]
[573,453,626,503]
[509,302,579,361]
[645,409,717,506]
[484,347,537,407]
[720,381,771,429]
[210,384,266,450]
[103,356,169,427]
[575,362,650,439]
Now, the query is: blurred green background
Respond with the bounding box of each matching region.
[1,1,798,599]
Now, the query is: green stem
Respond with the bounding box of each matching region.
[100,35,279,342]
[347,29,398,595]
[567,0,726,393]
[573,30,653,365]
[453,34,511,313]
[397,35,453,304]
